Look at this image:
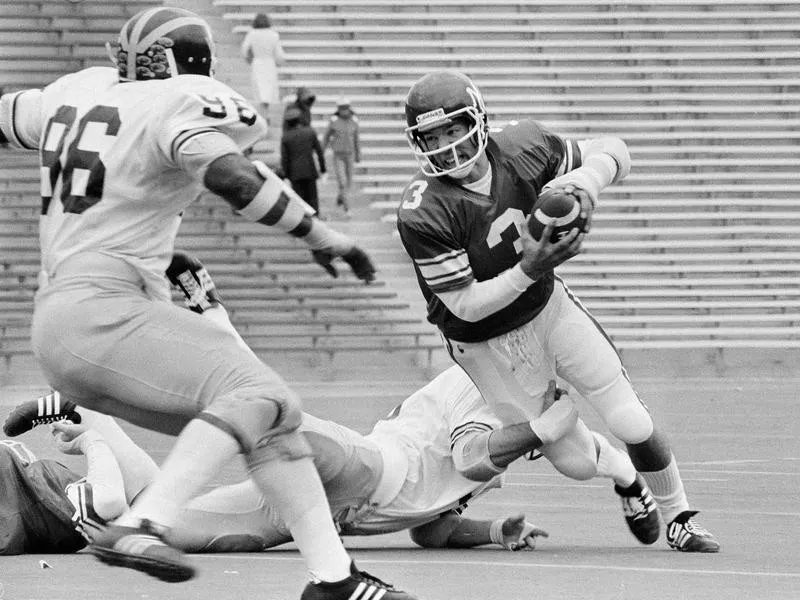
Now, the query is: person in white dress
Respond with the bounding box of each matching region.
[241,13,285,121]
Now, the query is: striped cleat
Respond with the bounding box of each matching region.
[615,474,660,545]
[3,391,82,437]
[89,520,195,582]
[301,562,419,600]
[666,510,720,553]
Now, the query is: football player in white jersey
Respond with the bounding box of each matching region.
[5,369,556,555]
[0,8,419,600]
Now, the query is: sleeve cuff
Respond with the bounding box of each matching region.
[507,264,537,292]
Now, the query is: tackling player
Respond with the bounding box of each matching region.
[1,252,633,557]
[396,70,719,553]
[0,7,419,599]
[1,372,558,557]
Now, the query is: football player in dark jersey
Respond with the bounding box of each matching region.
[396,70,718,553]
[0,440,88,555]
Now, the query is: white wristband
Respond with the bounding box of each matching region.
[489,518,506,546]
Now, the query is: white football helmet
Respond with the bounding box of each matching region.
[404,70,489,178]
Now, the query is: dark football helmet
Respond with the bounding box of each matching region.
[404,70,489,177]
[110,7,216,81]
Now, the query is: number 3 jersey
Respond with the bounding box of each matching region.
[396,120,581,343]
[0,66,265,297]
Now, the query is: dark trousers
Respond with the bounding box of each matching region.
[290,178,319,214]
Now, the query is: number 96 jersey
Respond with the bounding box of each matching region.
[2,66,265,294]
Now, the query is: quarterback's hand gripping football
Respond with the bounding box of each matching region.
[311,245,376,283]
[530,385,579,446]
[519,216,583,280]
[499,514,549,551]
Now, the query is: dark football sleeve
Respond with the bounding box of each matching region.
[397,218,474,294]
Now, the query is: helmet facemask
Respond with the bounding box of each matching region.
[405,106,488,178]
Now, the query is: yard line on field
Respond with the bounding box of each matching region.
[196,555,800,579]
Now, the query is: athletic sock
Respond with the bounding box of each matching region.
[248,456,351,582]
[640,456,689,524]
[115,418,239,528]
[593,431,637,488]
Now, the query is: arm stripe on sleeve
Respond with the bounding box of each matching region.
[288,214,313,238]
[255,190,291,226]
[414,249,472,283]
[11,92,37,150]
[450,422,495,450]
[171,127,218,162]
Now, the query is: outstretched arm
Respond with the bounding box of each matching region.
[201,151,375,282]
[49,404,159,504]
[52,420,128,522]
[410,511,548,551]
[451,382,578,481]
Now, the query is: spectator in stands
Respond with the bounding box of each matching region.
[283,86,316,131]
[280,107,326,216]
[240,13,285,123]
[322,98,361,215]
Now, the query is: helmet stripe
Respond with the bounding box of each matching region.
[125,8,162,80]
[136,18,212,53]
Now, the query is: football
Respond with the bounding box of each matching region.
[528,187,586,243]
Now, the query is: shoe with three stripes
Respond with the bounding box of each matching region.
[89,519,195,582]
[301,562,419,600]
[3,391,82,437]
[666,510,720,553]
[615,473,660,545]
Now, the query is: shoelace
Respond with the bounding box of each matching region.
[31,413,74,427]
[355,569,396,591]
[684,519,712,536]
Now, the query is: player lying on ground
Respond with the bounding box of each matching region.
[2,370,559,556]
[2,253,628,555]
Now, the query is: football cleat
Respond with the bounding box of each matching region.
[89,519,195,583]
[301,562,419,600]
[3,391,82,437]
[666,510,720,553]
[615,474,660,545]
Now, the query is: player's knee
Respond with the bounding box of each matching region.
[201,394,310,458]
[550,452,597,481]
[452,431,506,482]
[588,374,653,445]
[246,428,312,471]
[92,491,128,523]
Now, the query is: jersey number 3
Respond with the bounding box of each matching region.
[40,104,121,215]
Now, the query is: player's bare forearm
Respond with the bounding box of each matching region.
[409,512,485,548]
[203,153,262,209]
[487,423,544,468]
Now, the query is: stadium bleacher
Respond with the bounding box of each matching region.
[1,0,799,376]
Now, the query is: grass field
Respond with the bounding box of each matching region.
[1,374,799,600]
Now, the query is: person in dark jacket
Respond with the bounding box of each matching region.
[283,86,316,131]
[280,106,326,214]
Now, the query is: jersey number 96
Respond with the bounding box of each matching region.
[40,104,121,216]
